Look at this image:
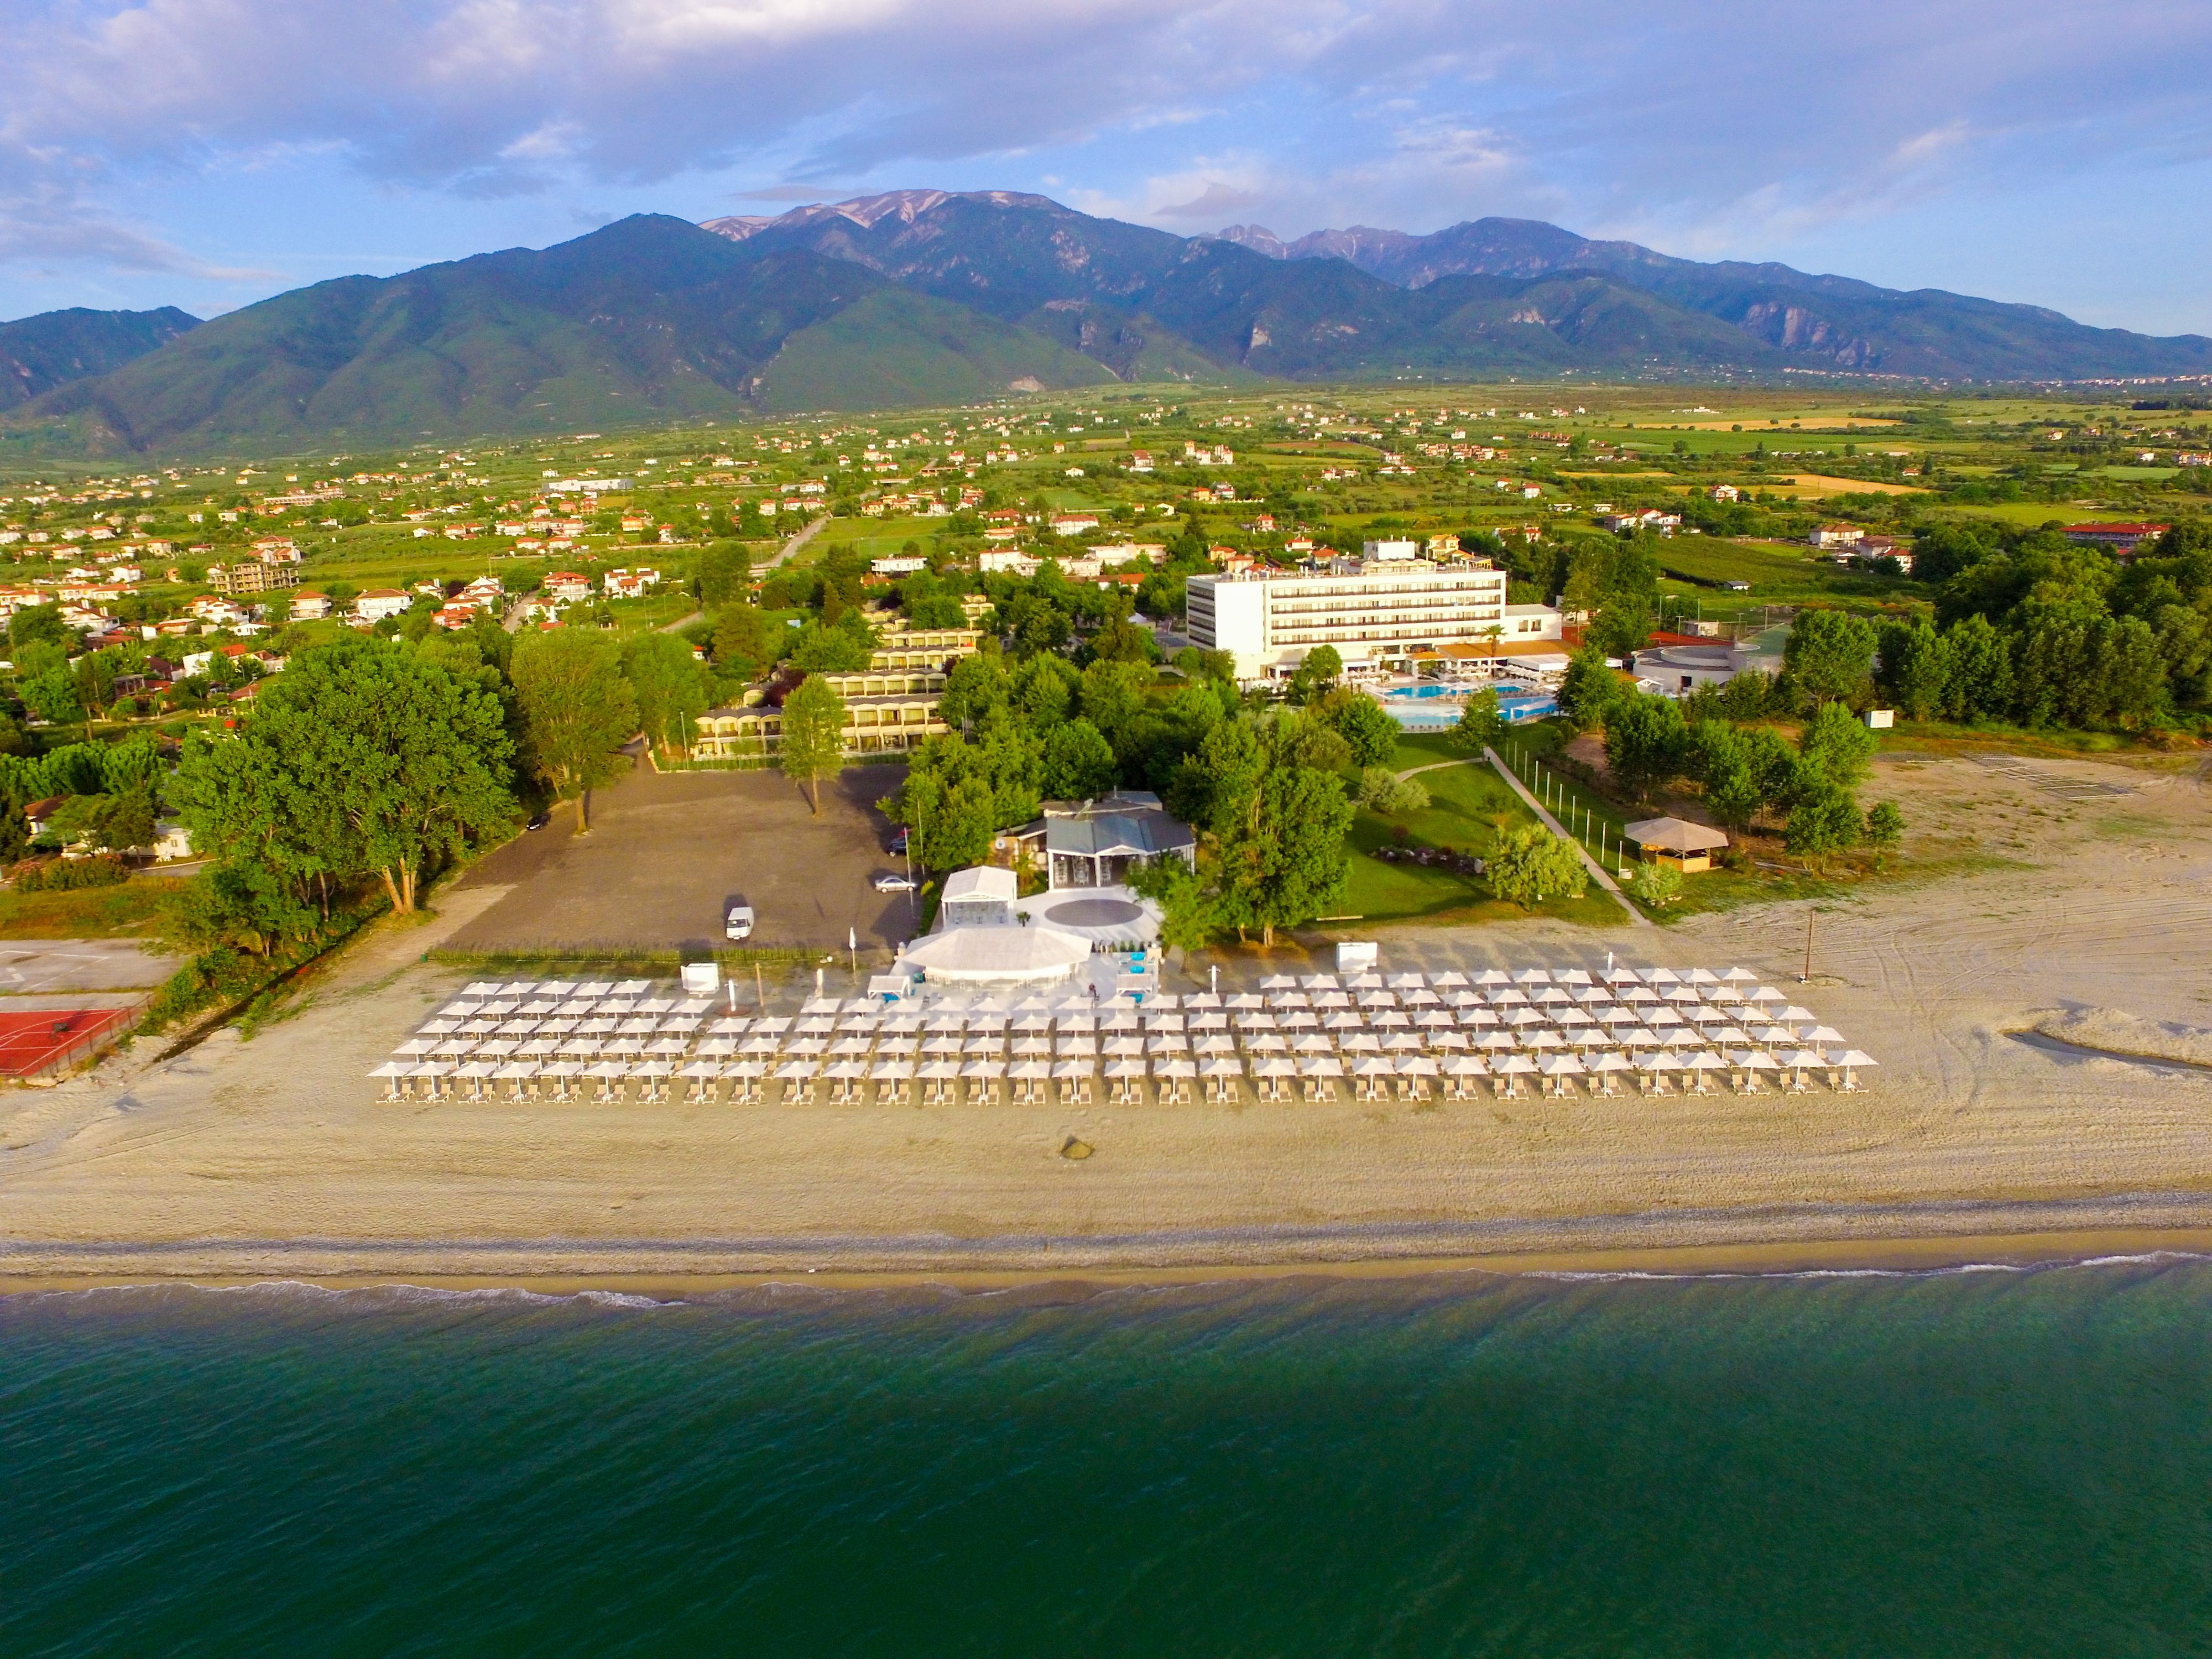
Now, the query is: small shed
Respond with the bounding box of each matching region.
[1623,816,1730,873]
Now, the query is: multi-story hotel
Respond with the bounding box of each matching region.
[1184,560,1511,679]
[693,627,979,760]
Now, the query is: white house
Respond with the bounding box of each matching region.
[354,588,411,622]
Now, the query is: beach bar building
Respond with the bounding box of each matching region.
[1623,816,1731,873]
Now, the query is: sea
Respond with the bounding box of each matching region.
[6,1258,2210,1656]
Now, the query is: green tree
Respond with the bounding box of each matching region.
[1785,784,1863,863]
[1796,700,1877,795]
[1041,718,1118,800]
[1602,693,1689,805]
[1865,800,1906,862]
[713,605,772,678]
[696,541,753,609]
[510,629,637,834]
[1449,686,1505,755]
[1357,766,1428,815]
[1782,609,1879,709]
[8,604,66,654]
[1557,646,1621,730]
[175,639,514,913]
[1625,860,1683,907]
[622,632,711,759]
[778,673,847,815]
[1874,618,1947,721]
[19,667,81,729]
[1485,825,1588,908]
[1319,687,1400,769]
[1286,644,1343,704]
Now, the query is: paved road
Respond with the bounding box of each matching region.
[0,939,180,994]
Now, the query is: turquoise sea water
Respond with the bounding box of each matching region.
[6,1260,2211,1655]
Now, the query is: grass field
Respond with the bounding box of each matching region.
[0,877,178,940]
[1329,738,1625,928]
[1648,538,1924,613]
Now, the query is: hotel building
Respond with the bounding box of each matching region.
[1184,560,1511,679]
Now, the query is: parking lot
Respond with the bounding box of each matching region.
[447,762,921,956]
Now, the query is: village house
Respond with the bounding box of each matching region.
[290,590,332,620]
[353,588,411,622]
[542,571,593,603]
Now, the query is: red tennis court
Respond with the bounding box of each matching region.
[0,1007,135,1077]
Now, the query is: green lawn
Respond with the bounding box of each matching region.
[1650,538,1926,615]
[0,877,178,940]
[1335,750,1627,928]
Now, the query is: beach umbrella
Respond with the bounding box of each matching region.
[1323,1011,1365,1031]
[1431,971,1469,989]
[1048,1060,1094,1084]
[1198,1055,1243,1077]
[1185,992,1223,1009]
[1524,1029,1566,1051]
[1746,985,1785,1004]
[1476,1031,1517,1052]
[1008,1013,1050,1034]
[1355,992,1398,1009]
[1345,973,1386,990]
[494,1020,543,1036]
[368,1058,413,1083]
[1647,1007,1685,1027]
[695,1037,738,1059]
[1777,1005,1817,1025]
[914,1059,961,1081]
[1663,984,1702,1005]
[1718,966,1756,983]
[1472,969,1511,987]
[517,1036,562,1058]
[1396,1054,1439,1077]
[753,1018,794,1035]
[1313,991,1354,1009]
[1400,988,1441,1008]
[1189,1011,1229,1031]
[1102,1036,1145,1058]
[1338,1032,1382,1054]
[921,1035,964,1056]
[775,1058,819,1081]
[1639,967,1679,985]
[1220,993,1261,1011]
[726,1060,770,1081]
[1657,1026,1702,1050]
[826,1036,872,1057]
[1570,985,1612,1006]
[1597,1006,1641,1026]
[1560,1025,1606,1049]
[1056,1037,1098,1058]
[1193,1034,1238,1056]
[794,1016,836,1036]
[1488,988,1529,1007]
[1010,1037,1052,1058]
[1807,1025,1844,1045]
[1278,1010,1319,1031]
[1726,1047,1778,1070]
[474,1039,520,1058]
[1251,1055,1297,1079]
[1267,992,1311,1011]
[1260,974,1299,991]
[1380,1032,1422,1052]
[1292,1034,1334,1055]
[1057,1013,1098,1034]
[646,1037,690,1058]
[584,1058,629,1080]
[1445,990,1484,1009]
[1156,1057,1198,1079]
[461,981,504,999]
[1829,1049,1878,1089]
[963,1035,1005,1055]
[556,1038,598,1059]
[394,1037,440,1057]
[1233,1011,1279,1030]
[1427,1030,1470,1052]
[635,1060,676,1080]
[431,1037,477,1057]
[1146,1035,1191,1056]
[1754,1024,1798,1046]
[1143,1013,1186,1032]
[1350,1056,1396,1079]
[1100,1013,1141,1035]
[1298,1055,1345,1078]
[958,1058,1005,1082]
[868,1058,912,1082]
[1243,1034,1290,1054]
[679,1060,722,1080]
[1300,974,1342,991]
[1504,1007,1545,1028]
[1371,1011,1412,1030]
[1458,1008,1500,1029]
[1538,1052,1584,1076]
[739,1035,780,1056]
[1493,1052,1540,1076]
[614,1015,656,1035]
[1377,973,1419,992]
[1102,1058,1147,1081]
[495,1059,540,1084]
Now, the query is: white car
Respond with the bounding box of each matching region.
[873,874,916,893]
[724,904,755,941]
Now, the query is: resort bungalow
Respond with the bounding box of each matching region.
[997,792,1196,891]
[1623,816,1731,873]
[940,865,1017,927]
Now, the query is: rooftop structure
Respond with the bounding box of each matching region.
[1623,816,1730,872]
[895,924,1093,987]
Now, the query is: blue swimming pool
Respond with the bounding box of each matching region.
[1383,692,1557,730]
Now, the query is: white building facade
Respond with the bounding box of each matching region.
[1185,561,1510,679]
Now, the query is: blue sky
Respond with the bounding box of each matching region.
[5,0,2210,333]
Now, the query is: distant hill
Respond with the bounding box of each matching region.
[1209,216,2212,380]
[7,217,1108,456]
[0,306,199,411]
[15,192,2212,458]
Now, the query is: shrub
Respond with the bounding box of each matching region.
[13,855,130,893]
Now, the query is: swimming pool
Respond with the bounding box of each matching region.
[1382,692,1557,730]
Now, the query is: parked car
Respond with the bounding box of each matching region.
[888,828,910,855]
[526,810,551,831]
[873,874,916,893]
[724,904,755,941]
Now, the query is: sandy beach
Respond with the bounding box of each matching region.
[3,747,2209,1285]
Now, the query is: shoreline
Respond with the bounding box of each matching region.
[9,1200,2212,1296]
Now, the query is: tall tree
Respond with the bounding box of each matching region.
[175,639,514,914]
[1782,609,1879,709]
[778,673,847,815]
[1603,693,1689,805]
[510,629,637,834]
[622,632,711,759]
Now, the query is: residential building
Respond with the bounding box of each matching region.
[1185,559,1510,680]
[872,555,928,576]
[1049,512,1100,535]
[290,590,332,620]
[2062,522,2169,555]
[354,588,411,622]
[693,633,981,759]
[542,571,592,603]
[1363,539,1418,561]
[1808,524,1865,550]
[979,549,1040,576]
[1503,603,1564,640]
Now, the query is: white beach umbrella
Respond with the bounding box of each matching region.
[1511,967,1553,985]
[1156,1056,1198,1079]
[1143,1013,1186,1032]
[1299,974,1342,991]
[1188,1011,1229,1031]
[1380,1032,1422,1053]
[1225,993,1265,1010]
[1056,1037,1098,1058]
[1102,1058,1147,1081]
[584,1059,629,1082]
[495,1060,540,1084]
[1251,1055,1297,1079]
[1146,1035,1191,1056]
[1428,1030,1470,1052]
[1197,1055,1243,1078]
[775,1058,819,1081]
[1458,1008,1500,1028]
[1339,1032,1382,1054]
[1184,992,1223,1009]
[1476,1031,1517,1052]
[958,1058,1005,1082]
[1233,1011,1279,1030]
[635,1060,676,1080]
[1193,1034,1238,1055]
[1384,972,1426,990]
[1243,1034,1290,1055]
[1345,972,1386,989]
[1396,1054,1439,1077]
[1102,1036,1145,1058]
[679,1060,722,1080]
[1323,1011,1365,1031]
[1523,1030,1566,1051]
[1313,991,1354,1009]
[1489,987,1529,1006]
[1754,1024,1799,1046]
[1298,1055,1345,1078]
[1431,971,1469,989]
[1350,1056,1395,1079]
[868,1058,912,1082]
[646,1037,691,1058]
[1291,1034,1334,1055]
[1355,992,1398,1009]
[1588,1051,1634,1076]
[1442,1055,1489,1077]
[1538,1053,1584,1077]
[393,1037,439,1057]
[1371,1011,1413,1030]
[1494,1053,1540,1077]
[1471,969,1510,987]
[368,1060,413,1081]
[1647,1008,1686,1027]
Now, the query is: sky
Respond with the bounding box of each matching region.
[4,0,2211,333]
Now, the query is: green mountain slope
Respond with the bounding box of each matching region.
[758,289,1113,411]
[0,306,199,410]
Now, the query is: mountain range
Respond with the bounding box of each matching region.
[6,190,2210,457]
